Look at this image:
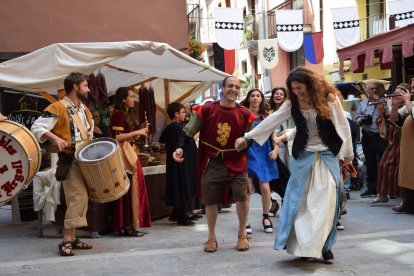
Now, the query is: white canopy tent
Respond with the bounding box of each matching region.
[0,41,229,111]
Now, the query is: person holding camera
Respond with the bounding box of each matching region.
[356,81,388,197]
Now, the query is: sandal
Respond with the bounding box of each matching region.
[237,233,250,251]
[188,213,203,220]
[59,240,74,256]
[262,214,273,233]
[269,199,279,217]
[370,197,389,204]
[204,238,218,253]
[72,238,92,249]
[124,228,145,237]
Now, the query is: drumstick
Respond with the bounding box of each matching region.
[70,138,90,145]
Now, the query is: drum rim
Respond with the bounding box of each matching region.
[75,137,119,162]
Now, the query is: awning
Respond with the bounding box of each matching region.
[337,23,414,74]
[0,41,230,111]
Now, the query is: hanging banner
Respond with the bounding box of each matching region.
[215,8,243,50]
[275,9,303,52]
[213,43,235,74]
[388,0,414,28]
[303,32,324,64]
[331,6,360,48]
[258,39,279,69]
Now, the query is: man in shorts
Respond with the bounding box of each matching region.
[173,76,256,252]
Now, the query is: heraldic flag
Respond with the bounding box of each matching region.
[331,6,360,48]
[215,8,244,50]
[258,39,279,69]
[388,0,414,28]
[303,32,324,64]
[275,9,303,52]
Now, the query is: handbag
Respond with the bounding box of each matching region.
[119,140,137,174]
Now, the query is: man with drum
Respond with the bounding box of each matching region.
[31,72,94,256]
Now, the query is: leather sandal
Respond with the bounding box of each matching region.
[204,238,218,253]
[59,240,74,256]
[237,234,249,251]
[72,238,92,249]
[370,197,389,204]
[124,228,145,237]
[269,199,279,217]
[262,214,274,233]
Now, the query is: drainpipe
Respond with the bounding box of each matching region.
[261,0,272,94]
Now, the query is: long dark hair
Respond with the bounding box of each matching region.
[240,88,266,116]
[269,87,288,111]
[113,87,140,130]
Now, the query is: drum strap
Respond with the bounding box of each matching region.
[60,98,90,140]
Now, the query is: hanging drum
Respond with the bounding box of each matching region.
[75,137,130,203]
[0,120,42,205]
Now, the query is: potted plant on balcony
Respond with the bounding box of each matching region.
[188,37,206,60]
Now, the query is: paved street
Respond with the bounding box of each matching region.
[1,190,414,276]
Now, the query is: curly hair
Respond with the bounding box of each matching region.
[286,66,342,119]
[240,88,266,115]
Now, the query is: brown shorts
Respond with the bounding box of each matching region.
[201,157,248,205]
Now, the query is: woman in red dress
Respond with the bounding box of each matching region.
[110,87,152,236]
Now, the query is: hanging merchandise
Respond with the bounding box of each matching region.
[275,9,303,52]
[331,6,360,48]
[87,73,99,103]
[214,8,244,50]
[138,85,156,142]
[303,32,324,64]
[96,72,109,105]
[388,0,414,28]
[258,38,279,69]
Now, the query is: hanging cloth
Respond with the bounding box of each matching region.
[215,8,244,50]
[388,0,414,28]
[331,6,360,48]
[275,9,303,52]
[258,38,279,69]
[303,32,324,64]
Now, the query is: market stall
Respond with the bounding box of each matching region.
[0,41,229,228]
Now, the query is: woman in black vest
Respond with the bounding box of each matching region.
[236,66,354,264]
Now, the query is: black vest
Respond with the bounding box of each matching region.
[290,104,343,159]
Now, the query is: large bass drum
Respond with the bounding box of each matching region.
[0,120,42,205]
[75,138,130,203]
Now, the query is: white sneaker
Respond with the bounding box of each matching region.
[246,224,253,234]
[336,221,344,230]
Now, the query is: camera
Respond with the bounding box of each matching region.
[359,114,373,125]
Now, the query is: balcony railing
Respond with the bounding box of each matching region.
[359,14,391,41]
[187,4,200,41]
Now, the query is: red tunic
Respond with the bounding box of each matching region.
[196,102,256,203]
[110,110,151,228]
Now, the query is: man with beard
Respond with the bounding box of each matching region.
[31,72,94,256]
[173,76,256,253]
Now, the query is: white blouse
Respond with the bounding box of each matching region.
[244,97,353,159]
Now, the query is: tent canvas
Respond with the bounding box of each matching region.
[0,41,230,111]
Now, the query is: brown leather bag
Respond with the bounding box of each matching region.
[55,152,74,181]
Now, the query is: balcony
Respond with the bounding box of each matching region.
[187,3,200,41]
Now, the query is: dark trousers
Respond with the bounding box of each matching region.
[361,132,388,192]
[402,188,414,212]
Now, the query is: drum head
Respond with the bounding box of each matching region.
[78,140,116,161]
[0,126,30,204]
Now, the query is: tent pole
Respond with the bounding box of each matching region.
[130,77,158,88]
[39,91,58,104]
[175,85,199,103]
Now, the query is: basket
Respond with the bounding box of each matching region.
[138,153,150,167]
